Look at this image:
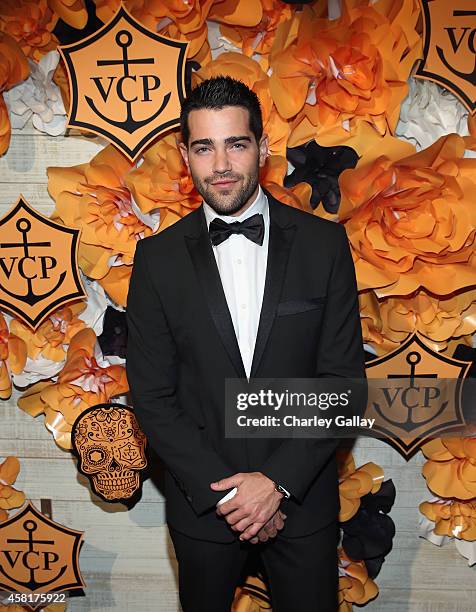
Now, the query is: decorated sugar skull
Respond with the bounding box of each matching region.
[72,403,147,501]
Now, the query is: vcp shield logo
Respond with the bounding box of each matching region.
[0,197,85,330]
[59,5,189,160]
[0,502,85,610]
[365,332,471,459]
[416,1,476,112]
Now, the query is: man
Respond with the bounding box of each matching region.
[126,76,366,612]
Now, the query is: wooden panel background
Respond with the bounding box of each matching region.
[0,127,475,611]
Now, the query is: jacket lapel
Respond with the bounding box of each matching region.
[250,194,296,378]
[185,207,247,379]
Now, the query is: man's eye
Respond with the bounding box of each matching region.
[231,143,246,150]
[195,147,210,154]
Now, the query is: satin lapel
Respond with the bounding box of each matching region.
[185,207,247,379]
[250,197,296,378]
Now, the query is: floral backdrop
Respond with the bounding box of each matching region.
[1,0,476,609]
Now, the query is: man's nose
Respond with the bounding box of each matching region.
[213,148,232,174]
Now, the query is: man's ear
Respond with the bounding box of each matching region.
[178,141,190,170]
[258,133,269,168]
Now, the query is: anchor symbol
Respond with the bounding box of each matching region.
[85,30,171,134]
[373,351,447,433]
[0,217,65,306]
[0,519,67,590]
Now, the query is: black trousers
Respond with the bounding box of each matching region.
[168,519,339,612]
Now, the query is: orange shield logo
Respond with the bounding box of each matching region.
[365,332,471,459]
[416,1,476,112]
[58,4,189,160]
[0,501,85,609]
[0,196,86,330]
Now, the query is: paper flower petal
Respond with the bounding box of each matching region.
[340,134,476,297]
[0,0,59,61]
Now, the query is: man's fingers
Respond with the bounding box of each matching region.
[232,517,255,532]
[273,514,284,531]
[264,521,276,535]
[210,474,243,491]
[240,521,264,541]
[222,509,248,526]
[216,499,241,517]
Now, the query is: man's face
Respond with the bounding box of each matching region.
[179,106,269,216]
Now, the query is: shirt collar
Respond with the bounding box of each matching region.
[203,185,268,229]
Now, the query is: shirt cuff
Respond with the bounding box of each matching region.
[217,486,238,506]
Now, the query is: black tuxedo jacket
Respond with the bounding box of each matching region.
[126,190,366,543]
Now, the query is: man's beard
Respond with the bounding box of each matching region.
[191,163,259,216]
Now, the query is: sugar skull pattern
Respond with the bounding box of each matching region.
[72,403,147,501]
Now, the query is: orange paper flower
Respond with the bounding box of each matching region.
[338,547,378,609]
[360,288,476,356]
[193,52,290,157]
[9,303,87,363]
[421,437,476,501]
[0,0,58,60]
[125,131,202,229]
[93,0,216,61]
[269,0,421,153]
[0,456,26,522]
[48,145,157,306]
[337,449,384,522]
[359,290,389,355]
[0,313,27,399]
[208,0,263,28]
[260,155,311,212]
[219,0,291,68]
[17,328,129,449]
[340,134,476,298]
[0,32,30,155]
[47,0,87,29]
[420,498,476,541]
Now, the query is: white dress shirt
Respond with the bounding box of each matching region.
[203,186,291,505]
[203,185,269,380]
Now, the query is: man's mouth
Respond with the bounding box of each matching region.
[211,180,238,186]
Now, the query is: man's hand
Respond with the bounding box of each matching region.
[211,472,284,541]
[249,509,287,544]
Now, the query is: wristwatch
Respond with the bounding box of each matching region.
[274,482,291,499]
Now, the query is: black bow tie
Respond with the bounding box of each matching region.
[208,213,265,246]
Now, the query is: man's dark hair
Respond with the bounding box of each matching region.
[180,76,263,146]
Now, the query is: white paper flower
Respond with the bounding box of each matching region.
[418,498,476,566]
[418,508,450,547]
[328,0,342,21]
[396,78,468,150]
[207,21,241,60]
[454,539,476,566]
[4,50,66,137]
[8,274,108,387]
[77,274,109,334]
